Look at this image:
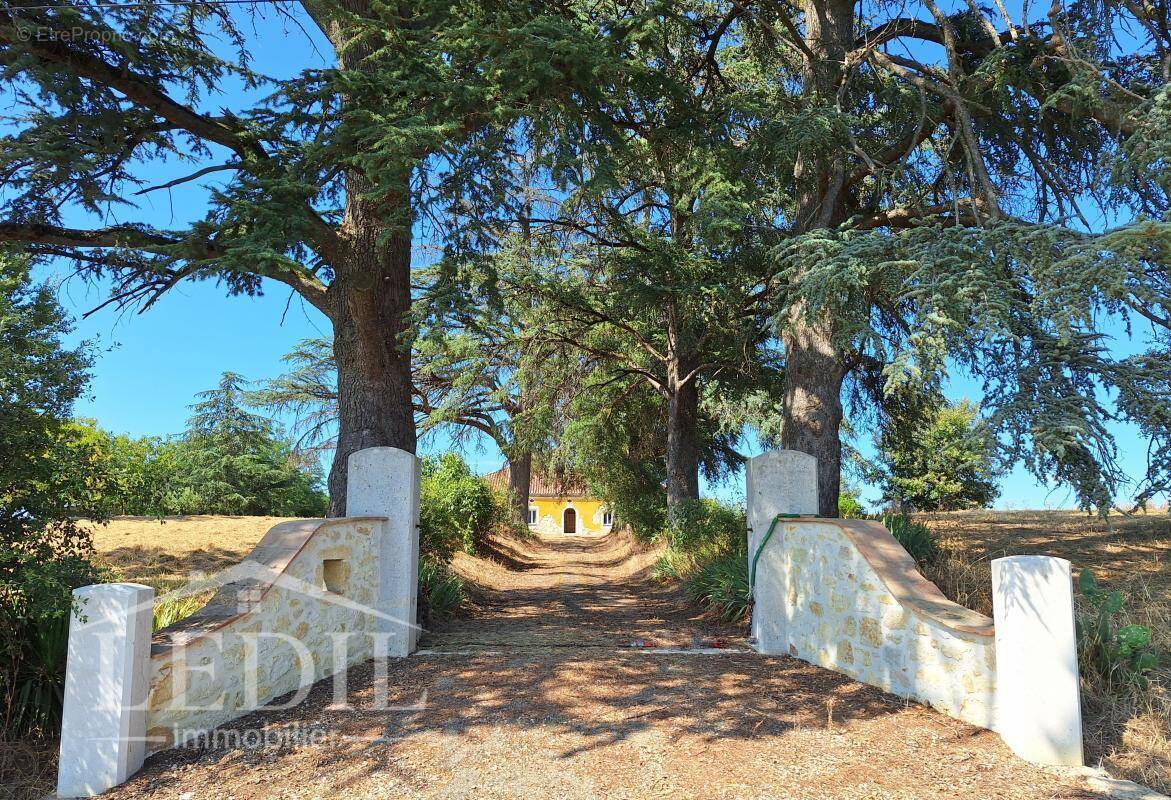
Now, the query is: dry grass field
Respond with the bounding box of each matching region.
[916,509,1171,793]
[87,515,299,592]
[915,509,1170,615]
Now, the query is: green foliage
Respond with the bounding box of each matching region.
[417,556,464,624]
[506,11,777,513]
[0,0,614,298]
[876,399,1000,512]
[0,549,103,741]
[174,373,328,516]
[649,547,694,583]
[777,221,1171,512]
[0,255,97,549]
[666,499,746,558]
[419,453,499,561]
[653,498,746,578]
[152,593,209,633]
[551,383,669,540]
[653,498,750,623]
[89,374,329,518]
[882,514,940,569]
[1077,570,1161,690]
[838,490,866,519]
[684,553,751,624]
[0,255,106,741]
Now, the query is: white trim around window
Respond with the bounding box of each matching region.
[527,507,538,526]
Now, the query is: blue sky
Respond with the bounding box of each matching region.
[21,2,1163,512]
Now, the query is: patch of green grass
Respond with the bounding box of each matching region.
[152,592,209,632]
[684,552,750,623]
[650,548,694,582]
[418,556,464,621]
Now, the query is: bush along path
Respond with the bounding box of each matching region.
[106,529,1105,799]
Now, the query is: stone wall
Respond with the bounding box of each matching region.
[747,447,1084,767]
[146,516,390,752]
[752,517,996,727]
[58,447,426,796]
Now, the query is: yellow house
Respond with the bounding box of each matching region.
[486,464,614,535]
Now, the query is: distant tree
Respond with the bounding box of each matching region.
[90,374,328,517]
[877,400,1000,512]
[162,373,328,516]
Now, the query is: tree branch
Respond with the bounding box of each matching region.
[0,220,331,314]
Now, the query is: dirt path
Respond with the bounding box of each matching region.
[110,530,1102,799]
[427,530,745,651]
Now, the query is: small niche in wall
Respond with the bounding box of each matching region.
[322,559,349,596]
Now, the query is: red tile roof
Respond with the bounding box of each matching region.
[484,463,590,498]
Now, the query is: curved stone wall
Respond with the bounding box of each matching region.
[146,516,387,752]
[753,518,996,728]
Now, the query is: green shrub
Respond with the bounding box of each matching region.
[838,490,866,518]
[655,499,750,623]
[666,498,745,559]
[0,548,104,741]
[684,552,750,623]
[1077,570,1161,691]
[418,556,464,622]
[882,513,939,568]
[419,453,500,560]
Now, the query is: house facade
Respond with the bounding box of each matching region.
[486,464,614,535]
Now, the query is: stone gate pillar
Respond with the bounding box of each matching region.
[57,583,154,798]
[991,555,1083,766]
[346,446,421,657]
[746,449,819,649]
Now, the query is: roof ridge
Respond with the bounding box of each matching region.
[483,463,590,498]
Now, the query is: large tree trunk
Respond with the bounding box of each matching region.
[316,15,418,515]
[663,299,701,523]
[779,317,846,517]
[326,177,417,515]
[665,373,700,523]
[506,449,532,525]
[775,0,855,518]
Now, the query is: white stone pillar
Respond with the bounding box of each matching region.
[746,449,818,650]
[346,446,420,657]
[991,555,1083,766]
[57,582,154,798]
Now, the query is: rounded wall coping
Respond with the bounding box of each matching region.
[798,518,994,639]
[150,516,386,657]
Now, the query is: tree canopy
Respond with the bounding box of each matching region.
[3,0,1170,516]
